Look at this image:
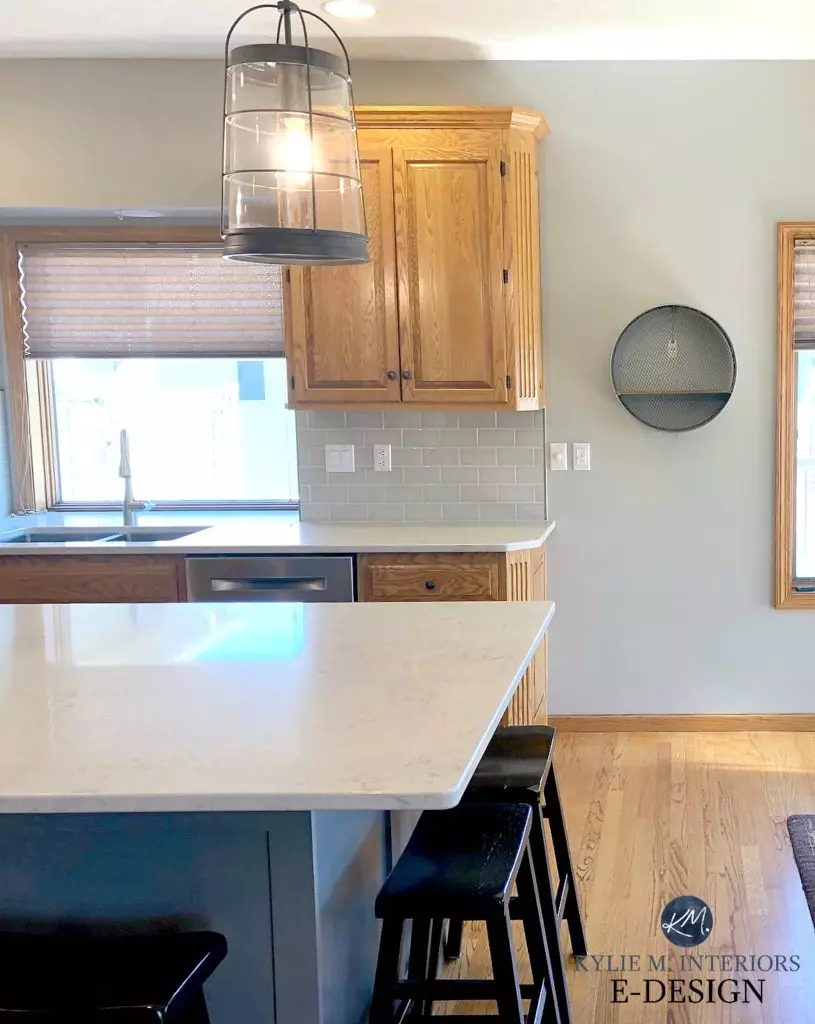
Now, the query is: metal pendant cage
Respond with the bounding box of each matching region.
[222,1,369,265]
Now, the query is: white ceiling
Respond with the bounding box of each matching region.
[4,0,815,60]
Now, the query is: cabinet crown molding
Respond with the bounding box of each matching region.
[354,105,548,140]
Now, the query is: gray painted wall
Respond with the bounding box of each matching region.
[0,59,813,712]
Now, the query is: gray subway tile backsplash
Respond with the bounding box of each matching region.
[307,411,347,428]
[443,503,480,521]
[477,466,518,485]
[422,485,462,503]
[459,447,497,466]
[497,448,535,466]
[476,428,516,447]
[297,409,546,524]
[366,503,407,521]
[403,466,442,485]
[346,412,384,428]
[515,429,544,447]
[418,412,460,427]
[421,447,460,467]
[442,466,480,484]
[460,484,498,503]
[391,448,423,467]
[330,503,368,521]
[403,429,440,448]
[405,503,442,521]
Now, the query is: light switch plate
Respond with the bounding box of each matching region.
[572,442,591,471]
[548,442,568,471]
[325,444,355,473]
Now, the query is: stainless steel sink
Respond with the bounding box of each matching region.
[0,528,123,544]
[0,526,205,544]
[107,527,205,543]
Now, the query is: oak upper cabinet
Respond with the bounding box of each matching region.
[394,140,507,405]
[285,107,547,411]
[285,147,400,405]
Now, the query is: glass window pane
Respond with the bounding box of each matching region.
[795,350,815,577]
[51,358,298,504]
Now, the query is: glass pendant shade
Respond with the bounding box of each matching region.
[222,2,369,266]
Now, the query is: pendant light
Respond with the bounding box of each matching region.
[222,0,369,265]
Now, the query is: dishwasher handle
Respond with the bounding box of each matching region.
[185,555,355,602]
[210,576,328,594]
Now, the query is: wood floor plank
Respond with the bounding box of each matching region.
[432,731,815,1021]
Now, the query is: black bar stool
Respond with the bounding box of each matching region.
[0,930,227,1021]
[445,725,586,1024]
[370,802,558,1023]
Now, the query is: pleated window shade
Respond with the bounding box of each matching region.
[18,244,285,359]
[794,240,815,346]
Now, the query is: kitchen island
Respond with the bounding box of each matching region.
[0,599,554,1024]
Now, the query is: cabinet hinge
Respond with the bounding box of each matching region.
[500,160,507,176]
[506,374,512,389]
[285,268,291,282]
[289,375,295,390]
[503,269,509,284]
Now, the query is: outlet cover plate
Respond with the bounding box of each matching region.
[573,442,591,471]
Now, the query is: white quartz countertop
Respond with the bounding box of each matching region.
[0,518,555,554]
[0,600,554,814]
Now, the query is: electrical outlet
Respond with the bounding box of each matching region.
[548,442,568,471]
[572,442,591,471]
[373,443,392,472]
[325,444,355,473]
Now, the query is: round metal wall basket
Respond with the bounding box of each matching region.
[611,305,736,432]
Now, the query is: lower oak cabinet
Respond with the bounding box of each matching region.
[357,549,547,726]
[0,555,188,604]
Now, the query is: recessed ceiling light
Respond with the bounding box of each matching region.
[321,0,376,19]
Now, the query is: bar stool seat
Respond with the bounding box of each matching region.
[0,931,227,1021]
[469,724,556,796]
[376,803,531,918]
[371,803,558,1023]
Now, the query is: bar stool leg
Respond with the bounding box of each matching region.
[444,917,464,961]
[406,918,432,1018]
[529,805,573,1024]
[176,989,211,1023]
[516,847,560,1024]
[543,769,588,957]
[485,908,525,1023]
[427,919,444,982]
[370,917,405,1024]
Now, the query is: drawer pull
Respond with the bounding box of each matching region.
[424,579,436,591]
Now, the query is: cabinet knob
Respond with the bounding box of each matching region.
[386,370,397,380]
[401,370,413,381]
[424,580,436,591]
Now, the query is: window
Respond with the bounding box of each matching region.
[776,224,815,606]
[0,227,298,511]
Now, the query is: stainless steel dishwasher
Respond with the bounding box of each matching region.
[185,556,355,602]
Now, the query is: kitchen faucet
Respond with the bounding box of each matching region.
[118,429,151,526]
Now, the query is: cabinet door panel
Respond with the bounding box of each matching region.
[394,145,507,404]
[0,555,185,604]
[286,148,400,405]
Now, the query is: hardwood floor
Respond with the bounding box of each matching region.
[437,732,815,1022]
